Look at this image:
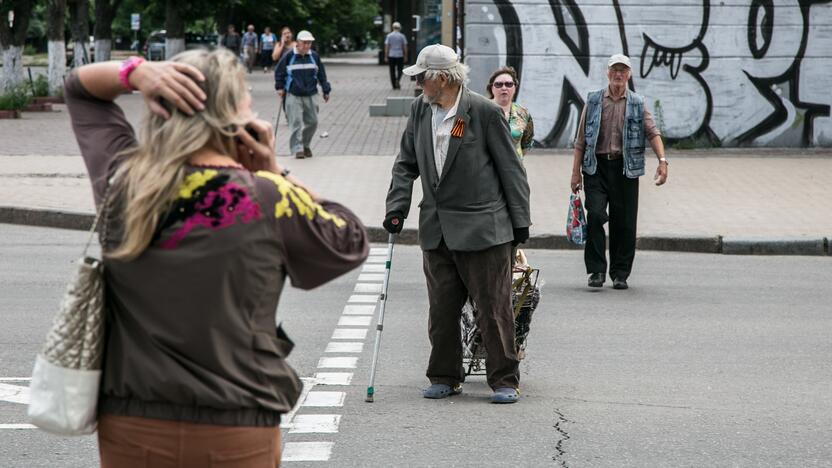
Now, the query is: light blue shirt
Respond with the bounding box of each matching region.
[385,31,407,58]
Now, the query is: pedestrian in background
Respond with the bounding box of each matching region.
[486,66,534,159]
[260,26,277,72]
[384,21,408,89]
[271,27,295,65]
[221,24,241,59]
[383,45,530,404]
[64,48,368,467]
[242,24,259,73]
[274,30,331,159]
[571,53,669,290]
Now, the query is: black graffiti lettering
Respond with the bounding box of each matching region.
[549,0,590,76]
[749,0,774,59]
[494,0,524,92]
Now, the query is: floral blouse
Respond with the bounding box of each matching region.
[506,102,534,159]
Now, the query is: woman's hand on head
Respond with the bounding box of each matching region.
[129,61,207,119]
[235,119,279,173]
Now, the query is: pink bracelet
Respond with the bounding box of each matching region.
[118,57,145,92]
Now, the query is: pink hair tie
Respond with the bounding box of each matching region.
[118,56,145,92]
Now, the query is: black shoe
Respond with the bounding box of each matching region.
[612,277,629,290]
[303,147,313,158]
[588,273,604,288]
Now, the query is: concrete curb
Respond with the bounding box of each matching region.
[2,206,829,256]
[722,236,828,256]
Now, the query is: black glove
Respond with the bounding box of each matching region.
[383,211,404,234]
[511,227,529,247]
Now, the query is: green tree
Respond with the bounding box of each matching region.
[0,0,37,90]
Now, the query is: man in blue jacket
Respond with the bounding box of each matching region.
[274,30,331,158]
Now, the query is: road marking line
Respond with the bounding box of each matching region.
[369,248,390,256]
[0,378,31,382]
[343,304,375,315]
[358,273,385,282]
[314,372,353,386]
[361,264,386,273]
[0,424,37,430]
[289,414,341,433]
[347,294,378,304]
[282,441,334,462]
[317,357,358,369]
[331,328,368,340]
[302,391,346,407]
[0,382,30,405]
[365,255,387,264]
[337,316,372,327]
[354,283,383,293]
[325,342,363,353]
[280,378,316,429]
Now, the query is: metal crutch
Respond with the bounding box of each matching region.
[365,233,396,403]
[273,95,283,141]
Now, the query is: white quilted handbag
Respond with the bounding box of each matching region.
[28,201,108,435]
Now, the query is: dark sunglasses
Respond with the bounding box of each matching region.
[492,81,515,89]
[416,72,426,84]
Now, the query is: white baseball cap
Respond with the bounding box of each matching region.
[297,30,315,41]
[608,53,631,68]
[403,44,458,76]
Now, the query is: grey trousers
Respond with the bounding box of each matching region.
[284,93,318,154]
[422,240,519,390]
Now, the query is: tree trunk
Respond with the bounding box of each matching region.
[94,0,123,62]
[69,0,90,67]
[47,0,67,96]
[0,0,36,91]
[164,0,186,59]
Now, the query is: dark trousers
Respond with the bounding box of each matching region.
[422,240,519,390]
[388,57,404,88]
[583,158,639,280]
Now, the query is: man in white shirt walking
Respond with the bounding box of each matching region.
[384,22,408,89]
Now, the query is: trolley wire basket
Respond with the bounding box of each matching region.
[461,253,541,376]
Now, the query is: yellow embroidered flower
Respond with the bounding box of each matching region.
[256,171,346,228]
[179,170,218,199]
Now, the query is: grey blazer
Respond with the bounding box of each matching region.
[385,87,531,251]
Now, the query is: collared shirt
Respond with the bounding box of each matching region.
[574,86,660,154]
[242,32,258,48]
[430,87,464,176]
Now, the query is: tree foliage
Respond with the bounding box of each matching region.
[25,0,380,55]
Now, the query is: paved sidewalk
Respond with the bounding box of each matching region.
[1,52,830,254]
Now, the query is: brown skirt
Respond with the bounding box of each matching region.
[97,414,281,468]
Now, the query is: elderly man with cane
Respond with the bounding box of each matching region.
[571,53,669,290]
[383,45,531,404]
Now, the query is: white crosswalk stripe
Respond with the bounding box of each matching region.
[282,442,334,461]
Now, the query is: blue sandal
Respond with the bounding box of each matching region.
[491,387,519,404]
[422,383,463,399]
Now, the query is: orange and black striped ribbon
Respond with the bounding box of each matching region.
[450,118,465,138]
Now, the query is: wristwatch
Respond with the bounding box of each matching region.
[658,157,669,165]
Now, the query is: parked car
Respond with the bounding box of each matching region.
[143,31,219,60]
[144,30,166,61]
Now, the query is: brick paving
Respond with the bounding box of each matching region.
[0,54,412,157]
[1,52,831,239]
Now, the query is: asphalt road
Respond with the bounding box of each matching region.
[1,224,830,467]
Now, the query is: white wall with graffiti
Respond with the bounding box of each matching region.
[464,0,832,147]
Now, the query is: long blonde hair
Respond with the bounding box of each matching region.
[107,48,249,260]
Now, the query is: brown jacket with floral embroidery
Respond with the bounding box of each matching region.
[65,72,369,427]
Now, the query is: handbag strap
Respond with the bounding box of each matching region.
[82,179,113,259]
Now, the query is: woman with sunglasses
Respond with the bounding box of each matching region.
[486,66,534,159]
